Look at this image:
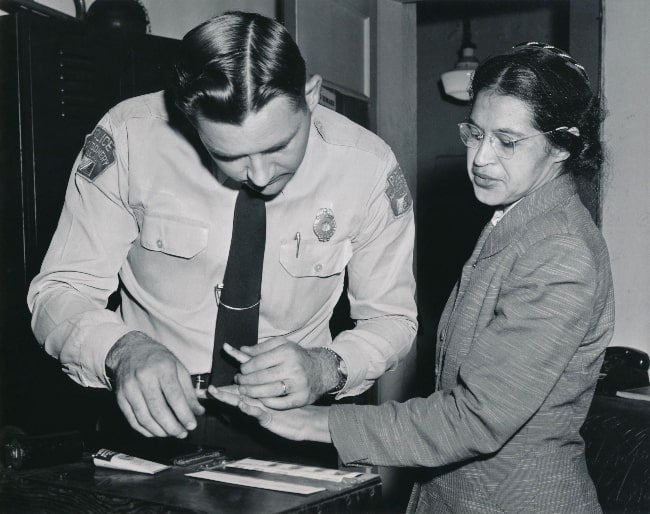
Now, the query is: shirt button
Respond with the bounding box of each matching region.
[156,239,163,248]
[314,263,323,272]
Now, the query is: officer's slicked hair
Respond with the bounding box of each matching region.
[172,11,307,124]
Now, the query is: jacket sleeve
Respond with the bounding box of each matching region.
[330,154,417,398]
[27,113,137,389]
[330,234,600,466]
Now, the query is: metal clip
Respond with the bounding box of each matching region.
[214,284,223,305]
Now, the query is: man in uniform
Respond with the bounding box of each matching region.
[28,11,417,454]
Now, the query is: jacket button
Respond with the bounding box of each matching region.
[156,239,163,248]
[314,263,323,272]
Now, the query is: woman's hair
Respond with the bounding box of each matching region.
[171,11,307,125]
[470,42,605,178]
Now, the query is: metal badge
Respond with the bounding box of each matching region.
[313,208,336,242]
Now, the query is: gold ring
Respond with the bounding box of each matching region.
[280,380,288,396]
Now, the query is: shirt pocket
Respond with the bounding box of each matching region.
[141,215,208,258]
[279,239,352,278]
[267,239,352,333]
[129,214,209,309]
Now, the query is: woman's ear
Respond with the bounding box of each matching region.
[552,127,580,163]
[304,74,322,112]
[552,146,571,163]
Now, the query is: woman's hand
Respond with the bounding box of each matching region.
[207,385,332,443]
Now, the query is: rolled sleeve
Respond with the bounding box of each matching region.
[330,159,417,397]
[28,114,137,388]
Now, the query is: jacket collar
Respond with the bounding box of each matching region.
[478,173,578,260]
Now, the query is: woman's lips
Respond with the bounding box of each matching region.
[472,170,496,187]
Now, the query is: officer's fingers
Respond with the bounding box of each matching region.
[223,343,251,364]
[177,367,205,417]
[236,379,287,399]
[235,365,282,386]
[239,337,290,357]
[140,379,191,438]
[160,396,196,437]
[260,393,309,410]
[239,344,301,374]
[115,393,156,438]
[117,387,168,438]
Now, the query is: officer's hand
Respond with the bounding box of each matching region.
[105,331,205,438]
[207,385,332,443]
[226,338,331,409]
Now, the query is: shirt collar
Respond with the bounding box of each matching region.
[490,198,523,226]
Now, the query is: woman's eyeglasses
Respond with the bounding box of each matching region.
[458,122,569,159]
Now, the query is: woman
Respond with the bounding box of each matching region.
[210,42,614,513]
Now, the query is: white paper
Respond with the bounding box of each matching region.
[226,458,361,483]
[186,470,326,495]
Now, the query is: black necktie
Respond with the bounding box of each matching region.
[210,187,266,387]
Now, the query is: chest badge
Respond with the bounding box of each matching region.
[313,208,336,242]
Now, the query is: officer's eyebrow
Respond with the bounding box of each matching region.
[209,139,291,161]
[207,118,303,161]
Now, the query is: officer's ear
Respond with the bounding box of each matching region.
[304,74,322,113]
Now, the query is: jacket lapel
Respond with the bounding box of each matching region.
[478,174,578,261]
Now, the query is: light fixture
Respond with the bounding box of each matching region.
[441,17,479,102]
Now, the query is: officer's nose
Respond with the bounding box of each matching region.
[247,155,273,188]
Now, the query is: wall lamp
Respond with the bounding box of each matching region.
[441,17,479,102]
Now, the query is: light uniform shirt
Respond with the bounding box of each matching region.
[27,92,417,397]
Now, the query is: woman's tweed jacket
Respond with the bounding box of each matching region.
[330,173,614,513]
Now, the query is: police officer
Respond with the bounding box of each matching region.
[28,11,417,452]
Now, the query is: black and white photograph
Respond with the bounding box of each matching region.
[0,1,647,512]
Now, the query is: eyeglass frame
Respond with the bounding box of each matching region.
[457,122,570,160]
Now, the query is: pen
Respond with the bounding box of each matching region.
[294,232,301,258]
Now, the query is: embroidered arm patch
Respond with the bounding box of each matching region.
[77,126,115,181]
[385,165,413,217]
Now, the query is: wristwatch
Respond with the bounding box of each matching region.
[321,347,348,394]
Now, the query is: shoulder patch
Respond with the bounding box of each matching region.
[385,165,413,217]
[77,126,115,181]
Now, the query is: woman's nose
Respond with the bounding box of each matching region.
[473,136,497,165]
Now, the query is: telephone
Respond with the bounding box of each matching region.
[596,346,650,394]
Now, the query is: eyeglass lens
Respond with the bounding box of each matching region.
[458,123,516,159]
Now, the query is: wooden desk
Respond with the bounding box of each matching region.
[0,459,381,513]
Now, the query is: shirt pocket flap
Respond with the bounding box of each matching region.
[141,215,208,259]
[280,239,352,278]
